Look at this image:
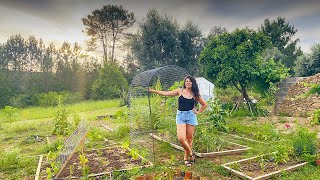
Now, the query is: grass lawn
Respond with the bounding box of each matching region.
[0,99,122,180]
[1,99,320,179]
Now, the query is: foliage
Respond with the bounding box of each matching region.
[259,17,302,71]
[82,4,135,62]
[0,35,99,108]
[311,109,320,125]
[253,57,289,97]
[307,83,320,95]
[46,151,60,179]
[199,99,229,132]
[41,136,64,153]
[292,128,317,156]
[199,28,271,110]
[73,113,81,127]
[91,62,128,100]
[0,150,19,171]
[2,106,19,123]
[130,9,203,73]
[52,101,70,136]
[294,43,320,76]
[273,139,293,164]
[193,126,228,152]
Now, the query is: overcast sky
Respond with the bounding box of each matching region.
[0,0,319,54]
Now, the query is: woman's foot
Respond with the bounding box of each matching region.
[189,152,196,164]
[184,160,192,167]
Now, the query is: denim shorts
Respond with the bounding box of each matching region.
[176,110,198,126]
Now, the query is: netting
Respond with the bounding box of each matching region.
[55,120,90,177]
[128,65,189,162]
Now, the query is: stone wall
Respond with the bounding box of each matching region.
[278,73,320,117]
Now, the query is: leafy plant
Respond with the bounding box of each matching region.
[79,154,89,178]
[201,99,229,132]
[292,128,317,156]
[53,100,70,136]
[73,113,81,127]
[127,148,140,160]
[258,155,266,171]
[0,150,19,171]
[46,151,60,179]
[2,106,19,123]
[273,139,293,164]
[311,109,320,125]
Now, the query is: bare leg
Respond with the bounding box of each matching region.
[186,124,195,152]
[186,124,195,161]
[177,124,192,161]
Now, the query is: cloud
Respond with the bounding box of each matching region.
[0,0,319,53]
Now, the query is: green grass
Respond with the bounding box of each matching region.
[1,98,320,179]
[0,99,122,179]
[1,99,121,121]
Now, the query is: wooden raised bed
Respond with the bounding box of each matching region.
[222,154,308,180]
[40,146,153,179]
[135,169,202,180]
[150,133,249,157]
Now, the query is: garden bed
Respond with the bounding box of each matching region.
[150,133,249,157]
[135,169,202,180]
[40,146,153,179]
[222,154,308,179]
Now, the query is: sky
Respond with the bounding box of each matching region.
[0,0,319,56]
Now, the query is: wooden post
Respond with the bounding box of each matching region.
[34,155,43,180]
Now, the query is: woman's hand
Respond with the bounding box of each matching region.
[192,108,199,115]
[147,87,155,93]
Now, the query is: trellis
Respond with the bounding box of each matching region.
[128,65,189,162]
[55,120,90,178]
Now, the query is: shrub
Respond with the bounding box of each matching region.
[292,128,317,156]
[52,101,70,136]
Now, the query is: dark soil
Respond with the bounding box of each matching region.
[228,156,304,178]
[41,147,151,179]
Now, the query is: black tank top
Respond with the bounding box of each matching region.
[178,89,196,111]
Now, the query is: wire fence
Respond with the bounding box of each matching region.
[128,65,189,162]
[56,119,90,170]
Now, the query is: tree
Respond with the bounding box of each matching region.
[131,9,182,69]
[82,5,135,62]
[294,43,320,76]
[3,34,27,72]
[208,26,227,39]
[259,17,302,72]
[131,9,204,73]
[178,21,203,75]
[199,28,271,110]
[91,62,128,99]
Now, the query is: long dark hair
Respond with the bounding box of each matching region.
[183,75,200,101]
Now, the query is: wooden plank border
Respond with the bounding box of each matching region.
[34,155,43,180]
[150,133,249,157]
[221,154,308,180]
[55,146,153,179]
[218,131,268,145]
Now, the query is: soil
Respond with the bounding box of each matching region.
[228,156,304,178]
[153,132,245,153]
[41,147,151,179]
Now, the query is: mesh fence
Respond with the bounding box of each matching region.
[56,120,90,172]
[128,65,189,163]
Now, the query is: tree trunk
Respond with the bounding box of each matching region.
[241,85,256,115]
[111,37,116,62]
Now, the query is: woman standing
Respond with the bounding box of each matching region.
[148,75,207,166]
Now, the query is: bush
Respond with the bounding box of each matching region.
[0,150,19,171]
[91,63,128,100]
[292,128,317,156]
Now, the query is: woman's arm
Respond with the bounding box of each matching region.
[148,88,179,97]
[194,96,208,115]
